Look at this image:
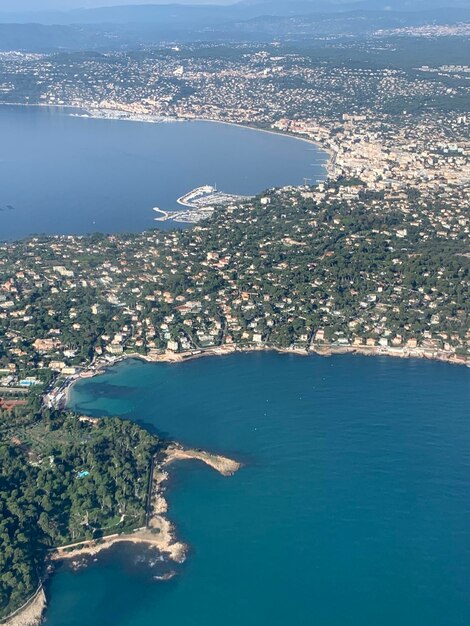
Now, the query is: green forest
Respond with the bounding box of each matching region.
[0,409,158,619]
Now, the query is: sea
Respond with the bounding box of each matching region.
[41,352,470,626]
[0,105,326,240]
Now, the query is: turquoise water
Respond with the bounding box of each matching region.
[49,353,470,626]
[0,106,325,240]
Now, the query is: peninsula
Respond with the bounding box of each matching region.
[0,402,240,625]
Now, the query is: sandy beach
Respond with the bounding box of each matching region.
[35,103,334,179]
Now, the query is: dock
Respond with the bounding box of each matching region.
[154,185,252,224]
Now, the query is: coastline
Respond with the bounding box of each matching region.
[309,343,469,367]
[7,341,467,626]
[1,101,467,624]
[88,110,334,178]
[0,101,333,179]
[4,101,464,389]
[50,443,241,566]
[183,116,333,176]
[54,341,468,411]
[7,443,241,626]
[67,104,334,179]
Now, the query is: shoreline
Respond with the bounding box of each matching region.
[0,101,333,179]
[78,108,334,178]
[50,443,241,566]
[8,443,240,626]
[183,116,333,175]
[4,101,464,386]
[54,341,468,411]
[1,101,467,624]
[7,341,467,625]
[310,343,469,367]
[1,588,46,626]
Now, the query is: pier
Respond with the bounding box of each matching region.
[154,185,252,224]
[177,185,250,209]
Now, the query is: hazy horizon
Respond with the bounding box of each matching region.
[0,0,236,11]
[1,0,467,13]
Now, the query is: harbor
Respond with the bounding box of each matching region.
[154,185,251,224]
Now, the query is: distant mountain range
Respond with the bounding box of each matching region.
[1,0,469,24]
[0,1,468,51]
[212,8,470,39]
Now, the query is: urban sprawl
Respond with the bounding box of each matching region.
[0,37,469,402]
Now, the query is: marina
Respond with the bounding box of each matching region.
[154,185,252,224]
[177,185,250,208]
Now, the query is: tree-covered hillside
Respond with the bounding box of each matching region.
[0,410,158,619]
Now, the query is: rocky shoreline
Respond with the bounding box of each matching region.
[310,343,469,367]
[52,444,241,566]
[2,588,46,626]
[5,444,240,626]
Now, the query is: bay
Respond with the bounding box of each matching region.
[43,352,470,626]
[0,105,326,240]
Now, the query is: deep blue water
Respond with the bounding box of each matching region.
[0,106,325,240]
[44,352,470,626]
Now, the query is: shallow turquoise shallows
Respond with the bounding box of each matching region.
[48,353,470,626]
[0,105,326,240]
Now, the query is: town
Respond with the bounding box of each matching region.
[0,37,469,403]
[0,172,469,406]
